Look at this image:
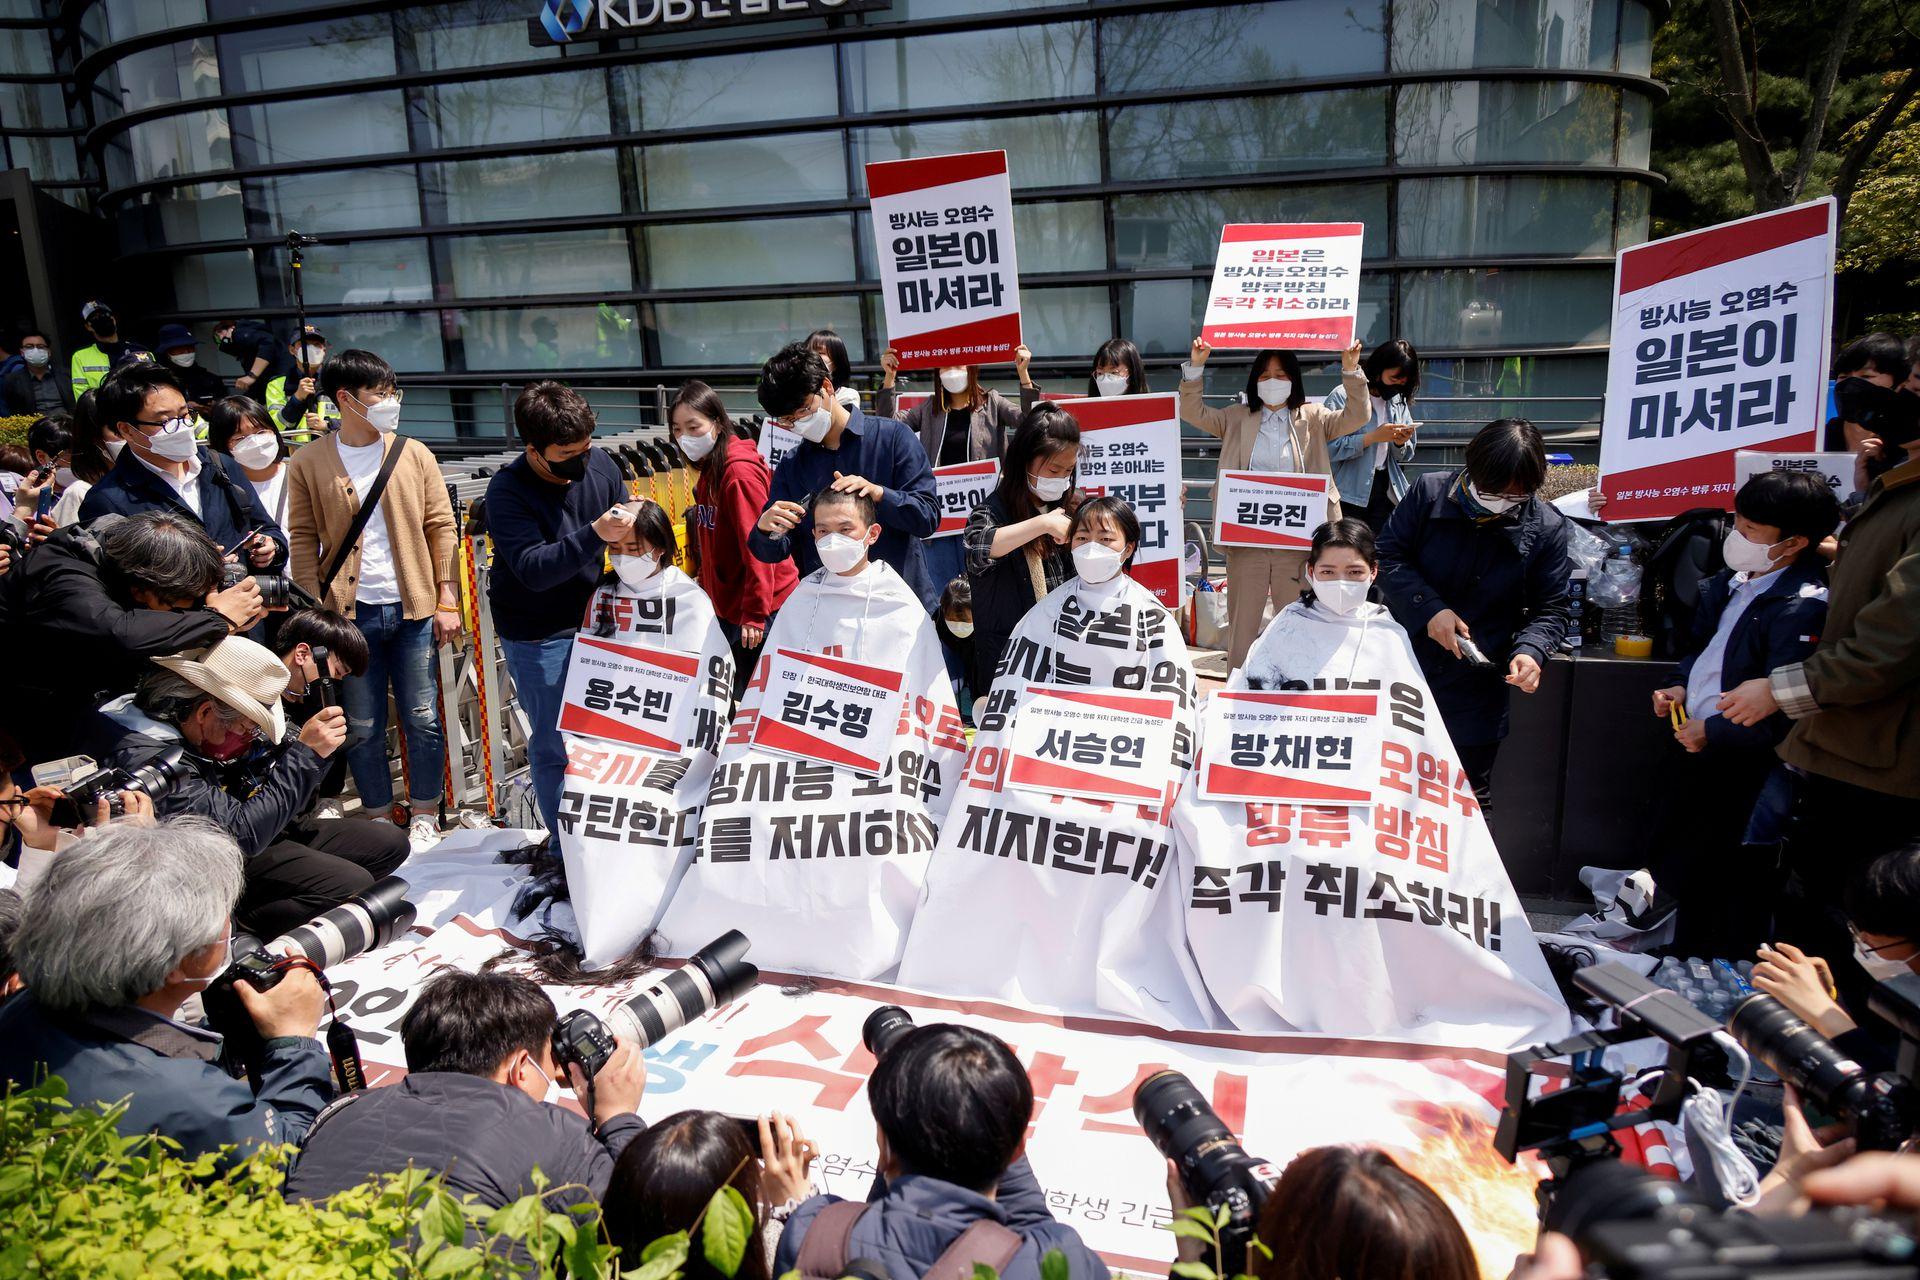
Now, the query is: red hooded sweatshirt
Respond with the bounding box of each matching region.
[691,435,797,629]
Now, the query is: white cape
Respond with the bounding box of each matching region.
[555,566,734,966]
[1174,599,1570,1049]
[655,562,965,979]
[897,573,1218,1028]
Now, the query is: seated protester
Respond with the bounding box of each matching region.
[604,1110,816,1280]
[0,511,265,763]
[935,575,976,719]
[1647,470,1838,957]
[750,342,941,608]
[285,969,646,1210]
[77,364,289,576]
[0,818,334,1160]
[272,607,370,822]
[96,635,407,937]
[775,1024,1107,1280]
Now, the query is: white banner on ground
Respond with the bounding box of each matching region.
[1069,393,1185,608]
[930,458,998,538]
[867,149,1022,371]
[1174,600,1570,1050]
[1212,471,1332,551]
[1733,449,1855,497]
[897,574,1215,1029]
[751,647,907,777]
[554,569,734,966]
[656,562,966,979]
[1196,689,1382,808]
[1200,223,1364,351]
[1598,197,1835,522]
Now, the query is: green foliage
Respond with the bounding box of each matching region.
[1157,1203,1265,1280]
[700,1185,755,1279]
[0,414,37,447]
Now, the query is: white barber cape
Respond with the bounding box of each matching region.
[554,565,735,966]
[896,571,1217,1028]
[656,560,966,979]
[1174,598,1570,1049]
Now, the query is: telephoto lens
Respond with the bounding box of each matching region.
[862,1005,916,1060]
[275,876,417,969]
[1730,994,1920,1151]
[553,931,760,1082]
[1133,1071,1277,1274]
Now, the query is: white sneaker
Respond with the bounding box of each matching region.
[407,812,442,851]
[311,800,345,821]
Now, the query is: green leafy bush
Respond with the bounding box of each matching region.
[0,414,38,447]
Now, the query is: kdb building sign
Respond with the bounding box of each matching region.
[533,0,890,44]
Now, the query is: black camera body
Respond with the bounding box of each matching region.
[220,554,311,613]
[550,930,758,1083]
[1134,1071,1277,1275]
[48,746,187,826]
[306,645,339,711]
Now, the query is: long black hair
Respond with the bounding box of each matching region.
[1087,337,1148,396]
[670,380,737,472]
[604,1111,771,1280]
[1241,350,1307,411]
[994,401,1080,525]
[67,390,115,485]
[1363,339,1420,405]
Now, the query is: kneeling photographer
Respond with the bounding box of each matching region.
[97,635,406,935]
[0,818,333,1159]
[285,969,646,1210]
[774,1014,1109,1280]
[0,729,155,890]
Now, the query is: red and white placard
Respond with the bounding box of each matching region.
[1599,198,1835,522]
[1213,471,1331,550]
[1733,449,1854,498]
[1200,223,1364,351]
[1069,392,1185,607]
[556,633,701,755]
[750,646,907,775]
[930,458,999,538]
[867,149,1021,371]
[1005,685,1178,805]
[1198,688,1381,807]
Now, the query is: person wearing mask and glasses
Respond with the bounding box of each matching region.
[1083,337,1151,398]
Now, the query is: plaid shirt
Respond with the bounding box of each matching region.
[963,501,1073,592]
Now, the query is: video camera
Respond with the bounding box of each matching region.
[1496,961,1920,1276]
[31,746,188,827]
[550,930,758,1083]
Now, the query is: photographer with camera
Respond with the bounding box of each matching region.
[97,635,407,935]
[285,969,646,1210]
[774,1021,1107,1280]
[273,608,367,822]
[0,818,334,1159]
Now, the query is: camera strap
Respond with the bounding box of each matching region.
[318,436,405,601]
[326,1018,367,1094]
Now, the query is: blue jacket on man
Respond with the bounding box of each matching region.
[1669,558,1828,754]
[748,406,941,608]
[78,444,289,569]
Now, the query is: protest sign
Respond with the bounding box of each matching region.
[1005,685,1179,806]
[897,574,1212,1028]
[558,634,701,754]
[657,562,966,979]
[1212,471,1331,550]
[867,149,1021,371]
[1733,449,1855,498]
[1201,223,1364,351]
[751,646,908,776]
[1197,688,1381,807]
[1069,392,1184,607]
[1598,197,1835,521]
[930,458,999,537]
[1174,601,1569,1049]
[757,420,801,472]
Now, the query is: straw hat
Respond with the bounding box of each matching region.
[153,637,290,742]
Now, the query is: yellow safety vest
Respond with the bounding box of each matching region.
[264,374,340,445]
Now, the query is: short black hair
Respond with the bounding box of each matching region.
[757,342,830,419]
[515,380,597,451]
[275,607,371,677]
[868,1023,1031,1192]
[806,328,853,390]
[623,497,680,562]
[813,484,876,526]
[318,348,393,403]
[97,511,224,601]
[1088,337,1147,397]
[1363,339,1421,405]
[1069,494,1143,567]
[1735,469,1841,554]
[940,575,972,615]
[1835,332,1910,382]
[18,329,47,346]
[1241,350,1307,412]
[96,364,184,430]
[28,412,72,461]
[400,968,557,1076]
[1308,517,1378,570]
[1845,840,1920,940]
[205,396,283,461]
[1464,418,1546,495]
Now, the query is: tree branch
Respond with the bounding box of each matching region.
[1789,0,1867,200]
[1834,67,1920,223]
[1704,0,1788,208]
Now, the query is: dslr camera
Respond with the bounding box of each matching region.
[551,930,758,1082]
[1134,1071,1278,1274]
[32,746,188,827]
[221,559,300,612]
[1497,961,1920,1277]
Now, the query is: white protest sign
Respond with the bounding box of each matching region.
[930,458,998,538]
[1201,223,1364,351]
[1212,471,1331,551]
[1197,689,1381,807]
[1004,685,1178,807]
[867,149,1021,371]
[1070,392,1185,607]
[757,420,802,472]
[1733,449,1855,497]
[557,633,701,755]
[751,646,908,775]
[1598,197,1835,521]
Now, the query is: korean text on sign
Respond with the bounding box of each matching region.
[1213,471,1330,550]
[1069,393,1185,607]
[1200,223,1365,351]
[750,647,907,776]
[1733,450,1855,497]
[1004,685,1179,806]
[930,459,999,538]
[556,634,701,755]
[1198,689,1380,807]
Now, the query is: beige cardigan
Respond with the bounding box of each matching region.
[1178,367,1372,520]
[284,433,457,619]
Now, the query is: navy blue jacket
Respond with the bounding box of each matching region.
[1377,470,1573,746]
[1668,560,1828,753]
[483,448,626,642]
[78,444,289,568]
[775,1158,1110,1280]
[0,993,333,1162]
[748,408,941,608]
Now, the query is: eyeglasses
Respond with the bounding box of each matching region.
[0,794,28,816]
[135,415,194,434]
[768,394,822,430]
[1849,924,1914,956]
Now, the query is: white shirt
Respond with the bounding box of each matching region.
[335,437,400,605]
[135,448,203,518]
[1248,405,1297,472]
[249,467,288,530]
[1684,566,1785,721]
[1369,394,1391,471]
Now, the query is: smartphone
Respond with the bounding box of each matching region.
[727,1114,765,1147]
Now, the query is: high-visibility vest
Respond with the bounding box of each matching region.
[264,374,340,445]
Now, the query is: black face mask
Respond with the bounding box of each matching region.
[544,450,588,481]
[216,336,238,354]
[1835,377,1920,448]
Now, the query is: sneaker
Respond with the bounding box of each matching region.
[407,812,442,851]
[311,799,345,821]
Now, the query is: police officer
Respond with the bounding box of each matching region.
[70,301,154,396]
[262,326,338,444]
[153,324,228,412]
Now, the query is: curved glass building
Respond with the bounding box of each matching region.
[0,0,1659,444]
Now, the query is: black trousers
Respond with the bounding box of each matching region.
[236,817,410,938]
[1350,465,1397,534]
[1456,741,1501,816]
[1648,746,1780,960]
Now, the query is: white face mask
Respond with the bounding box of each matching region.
[22,348,49,367]
[361,397,401,433]
[52,466,74,489]
[1313,578,1373,616]
[183,931,232,989]
[611,552,659,587]
[106,438,126,460]
[946,620,974,639]
[677,430,716,463]
[1467,481,1521,515]
[143,417,199,462]
[1256,378,1292,407]
[939,368,970,395]
[1073,541,1124,585]
[816,532,867,575]
[230,433,281,470]
[1030,473,1071,502]
[300,345,327,368]
[1723,528,1783,575]
[1855,941,1913,982]
[1094,371,1129,398]
[169,352,197,368]
[790,403,832,443]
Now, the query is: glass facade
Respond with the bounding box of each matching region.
[0,0,1660,412]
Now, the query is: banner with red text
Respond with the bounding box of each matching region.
[1069,392,1185,607]
[1212,471,1332,550]
[931,458,999,537]
[868,150,1021,370]
[1201,223,1364,351]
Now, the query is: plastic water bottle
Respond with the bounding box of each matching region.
[1598,547,1642,645]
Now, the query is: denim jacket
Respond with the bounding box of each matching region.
[1323,384,1416,507]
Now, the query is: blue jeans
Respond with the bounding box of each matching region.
[340,603,444,812]
[502,634,574,835]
